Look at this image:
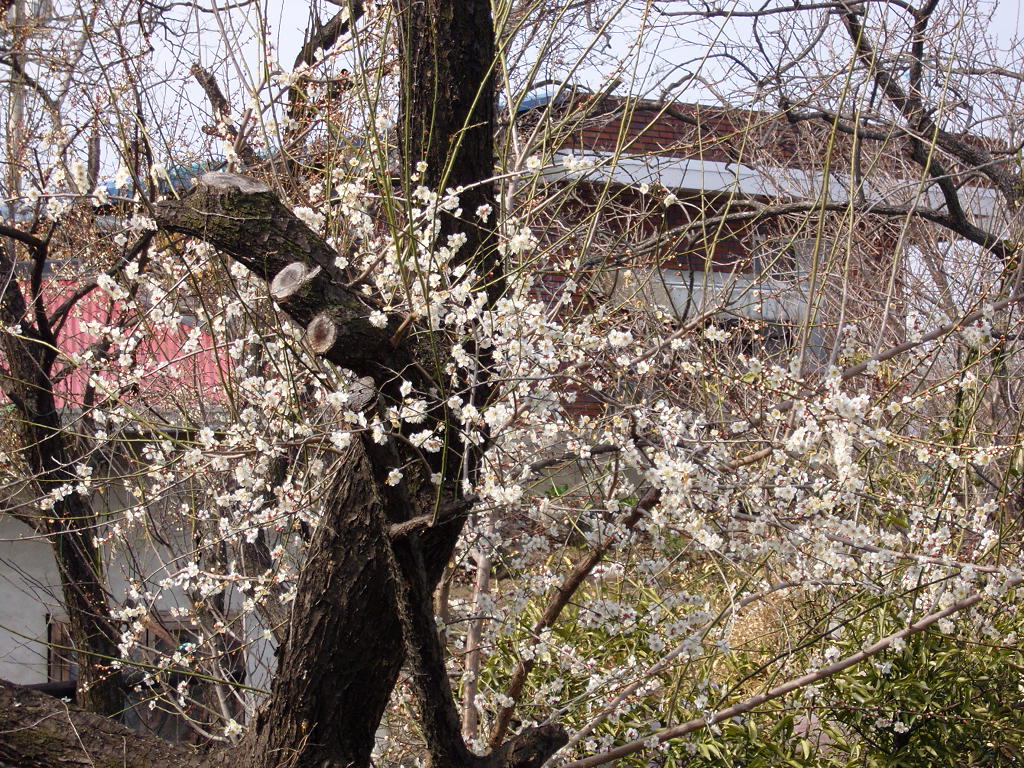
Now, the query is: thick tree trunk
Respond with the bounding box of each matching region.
[244,441,404,768]
[157,176,457,768]
[47,496,125,717]
[0,680,208,768]
[154,170,566,768]
[394,0,501,295]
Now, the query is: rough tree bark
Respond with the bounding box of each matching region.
[0,681,213,768]
[243,442,405,768]
[153,170,564,768]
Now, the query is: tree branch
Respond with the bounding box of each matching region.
[0,680,209,768]
[488,488,660,747]
[190,63,259,167]
[838,1,1023,207]
[153,173,405,381]
[293,1,365,69]
[1,232,125,716]
[0,222,47,255]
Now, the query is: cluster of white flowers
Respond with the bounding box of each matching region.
[293,205,326,233]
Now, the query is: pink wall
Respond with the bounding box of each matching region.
[46,281,230,413]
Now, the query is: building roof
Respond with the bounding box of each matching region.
[525,93,1002,225]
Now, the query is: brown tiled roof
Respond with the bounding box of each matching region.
[555,96,805,166]
[537,93,1012,187]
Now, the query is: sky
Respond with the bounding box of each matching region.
[263,0,1023,101]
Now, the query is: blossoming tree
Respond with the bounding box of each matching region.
[1,0,1023,767]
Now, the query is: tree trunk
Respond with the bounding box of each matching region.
[394,0,501,296]
[244,440,404,768]
[153,163,566,765]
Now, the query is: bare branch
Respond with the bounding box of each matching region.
[293,1,365,69]
[837,1,1024,207]
[189,63,259,167]
[488,488,661,748]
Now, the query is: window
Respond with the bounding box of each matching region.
[751,236,813,283]
[46,616,77,684]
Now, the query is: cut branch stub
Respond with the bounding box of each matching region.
[349,375,377,410]
[271,261,321,302]
[154,172,405,380]
[306,311,338,353]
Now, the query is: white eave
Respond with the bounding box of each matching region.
[543,149,1005,231]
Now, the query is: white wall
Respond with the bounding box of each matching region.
[0,513,277,696]
[0,515,61,684]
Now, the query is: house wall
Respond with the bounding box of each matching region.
[521,96,916,380]
[0,516,60,684]
[0,512,276,694]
